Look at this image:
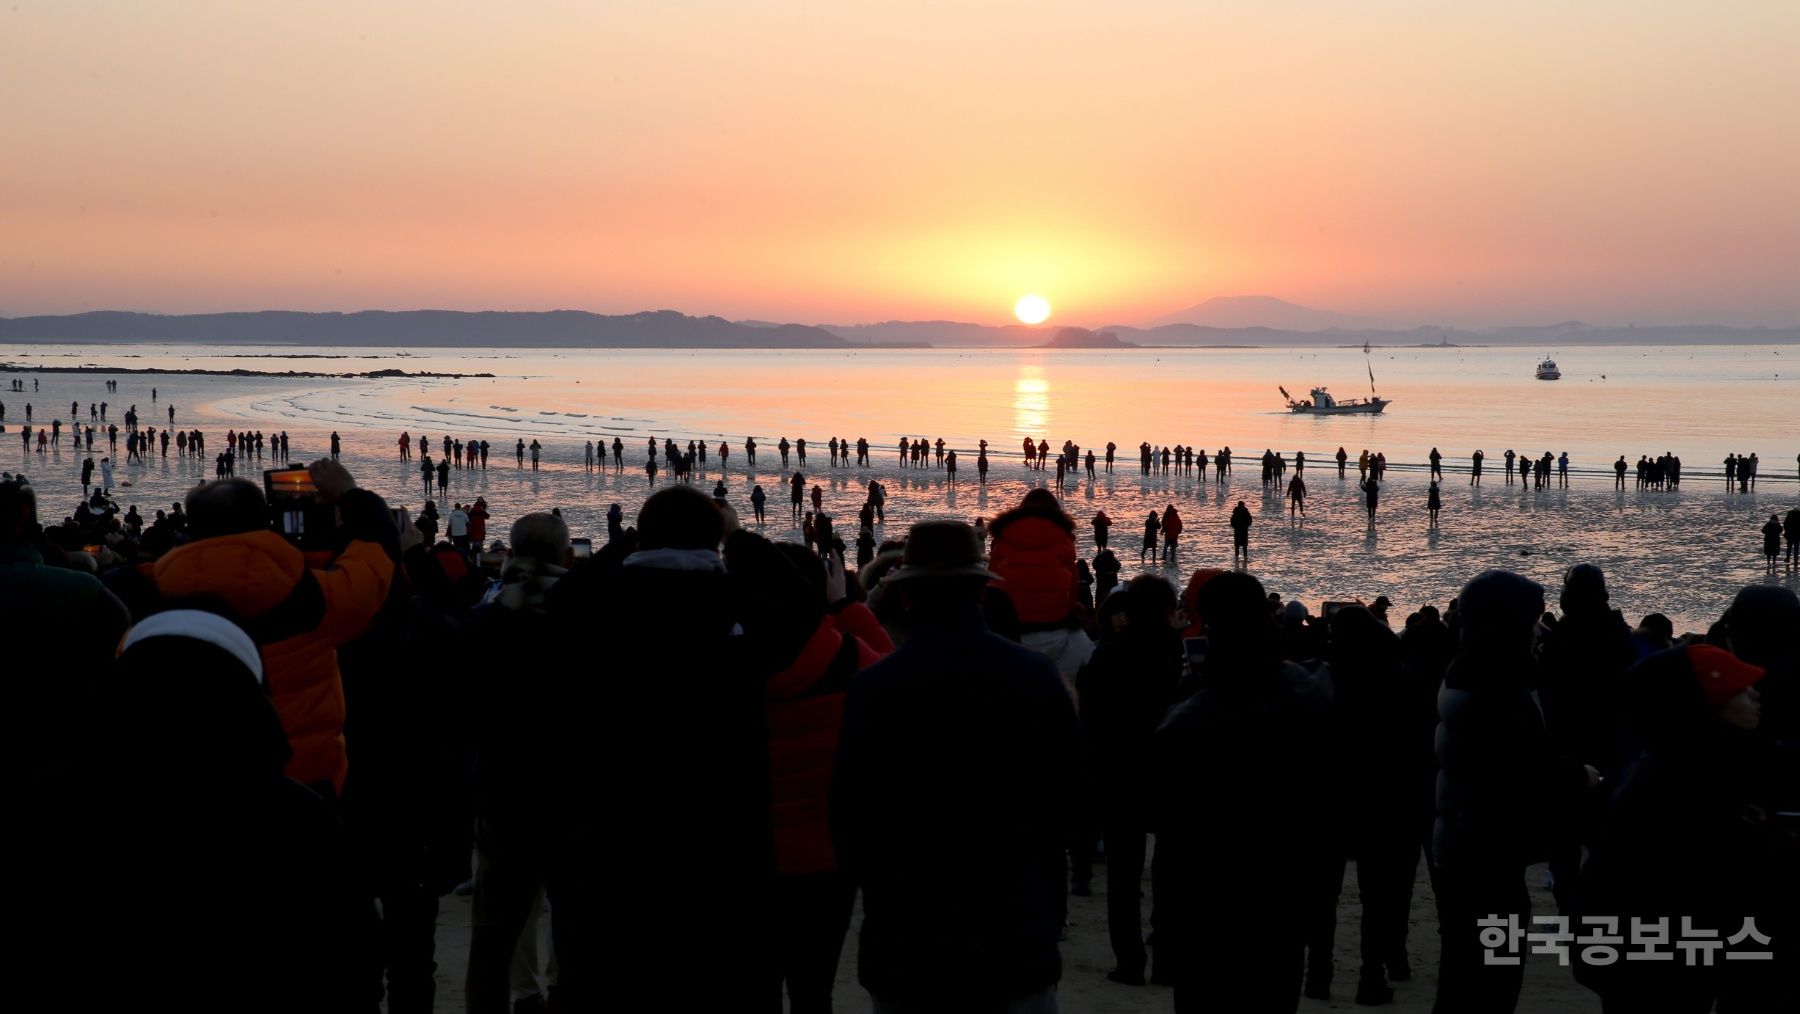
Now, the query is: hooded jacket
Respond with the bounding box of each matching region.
[831,602,1079,1004]
[1076,625,1182,821]
[766,602,891,875]
[7,541,132,783]
[542,549,775,1003]
[29,634,361,1013]
[150,529,395,792]
[1153,655,1333,967]
[1577,646,1780,1006]
[1433,651,1589,873]
[988,496,1078,626]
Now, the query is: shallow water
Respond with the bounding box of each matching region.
[3,342,1796,633]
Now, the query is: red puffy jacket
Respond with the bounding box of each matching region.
[988,500,1078,626]
[151,530,394,792]
[765,602,892,876]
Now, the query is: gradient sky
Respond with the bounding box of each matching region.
[3,0,1797,326]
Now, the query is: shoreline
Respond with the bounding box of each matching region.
[1,364,495,380]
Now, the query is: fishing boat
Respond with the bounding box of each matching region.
[1535,356,1561,380]
[1281,385,1390,414]
[1281,349,1390,414]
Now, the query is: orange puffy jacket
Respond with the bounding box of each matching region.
[151,530,395,793]
[988,501,1078,626]
[765,603,891,876]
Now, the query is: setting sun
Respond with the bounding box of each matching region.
[1014,294,1051,325]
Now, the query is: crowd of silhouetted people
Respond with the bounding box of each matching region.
[5,453,1796,1014]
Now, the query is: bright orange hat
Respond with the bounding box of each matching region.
[1687,644,1764,709]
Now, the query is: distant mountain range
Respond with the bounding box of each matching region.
[819,319,1800,348]
[1146,295,1411,331]
[2,305,1795,348]
[0,310,847,348]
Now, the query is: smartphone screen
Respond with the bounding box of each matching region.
[570,537,593,559]
[264,468,318,501]
[1183,635,1208,675]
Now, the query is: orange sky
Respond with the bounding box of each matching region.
[3,0,1797,326]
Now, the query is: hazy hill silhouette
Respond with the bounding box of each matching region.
[0,310,846,348]
[1146,295,1410,330]
[1039,327,1134,348]
[4,308,1794,349]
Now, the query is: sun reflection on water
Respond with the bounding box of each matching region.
[1013,367,1049,438]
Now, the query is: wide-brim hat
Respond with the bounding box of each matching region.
[882,520,1000,584]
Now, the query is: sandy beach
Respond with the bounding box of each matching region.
[421,855,1599,1012]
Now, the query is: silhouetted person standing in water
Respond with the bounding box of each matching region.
[790,471,805,518]
[1140,511,1158,564]
[1288,473,1306,519]
[1470,449,1484,486]
[977,450,989,483]
[1105,442,1116,473]
[1787,508,1800,568]
[529,439,541,470]
[1429,447,1442,480]
[330,431,341,459]
[1503,448,1516,484]
[1428,481,1442,527]
[1230,500,1252,563]
[1092,509,1111,550]
[1361,476,1380,520]
[1337,446,1348,478]
[1764,514,1784,570]
[945,450,958,484]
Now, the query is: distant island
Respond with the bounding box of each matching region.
[1038,327,1135,349]
[2,302,1796,349]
